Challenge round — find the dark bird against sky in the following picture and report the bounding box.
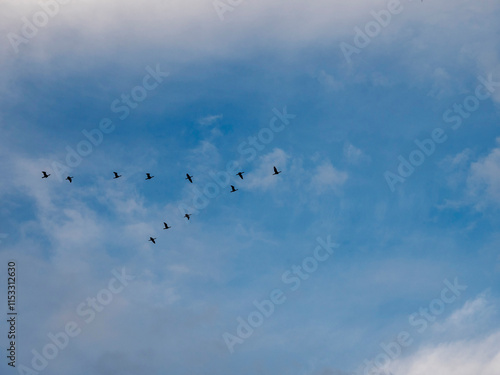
[145,173,154,180]
[113,172,122,179]
[66,176,73,183]
[273,166,281,175]
[236,172,245,179]
[41,171,50,179]
[186,173,193,183]
[149,237,156,244]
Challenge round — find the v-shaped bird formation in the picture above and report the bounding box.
[41,166,283,244]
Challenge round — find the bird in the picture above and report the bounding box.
[273,166,282,175]
[163,222,171,230]
[149,237,156,244]
[184,213,191,220]
[66,176,73,183]
[185,173,193,183]
[145,173,154,180]
[41,171,50,179]
[230,185,238,193]
[113,172,122,179]
[236,172,245,179]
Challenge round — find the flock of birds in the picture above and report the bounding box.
[41,166,283,244]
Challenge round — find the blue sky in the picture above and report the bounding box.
[1,0,500,374]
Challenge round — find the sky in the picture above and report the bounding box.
[0,0,500,374]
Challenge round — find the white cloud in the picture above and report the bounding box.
[344,143,370,165]
[438,143,500,210]
[387,332,500,375]
[426,67,457,99]
[466,138,500,207]
[438,148,473,192]
[0,0,499,116]
[316,70,344,91]
[244,148,289,191]
[309,161,348,194]
[187,140,222,168]
[444,149,473,169]
[433,293,494,334]
[383,294,500,375]
[198,114,223,126]
[2,0,498,73]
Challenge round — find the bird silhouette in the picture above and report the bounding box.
[41,171,50,179]
[145,173,154,180]
[273,166,281,175]
[163,222,171,230]
[236,172,245,179]
[149,237,156,244]
[66,176,73,183]
[184,213,191,220]
[185,174,193,183]
[113,172,122,179]
[230,185,238,193]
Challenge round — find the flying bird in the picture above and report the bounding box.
[184,213,191,220]
[66,176,73,183]
[145,173,154,180]
[163,222,171,230]
[41,171,50,179]
[236,172,245,179]
[230,185,238,193]
[113,172,122,179]
[149,237,156,244]
[185,174,193,183]
[273,166,282,175]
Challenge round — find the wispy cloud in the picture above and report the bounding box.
[315,70,344,91]
[385,295,500,375]
[343,143,370,165]
[309,161,348,194]
[433,293,494,333]
[244,148,290,191]
[198,114,223,126]
[467,138,500,207]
